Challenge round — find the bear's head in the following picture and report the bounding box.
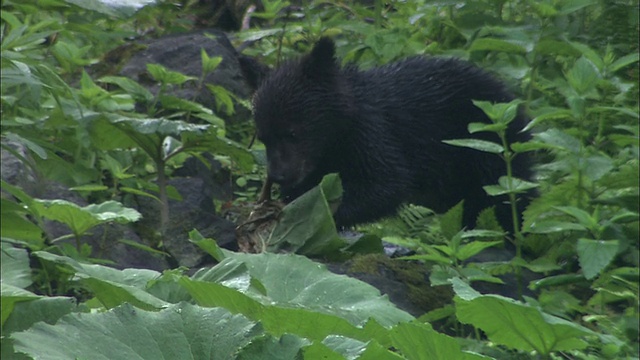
[239,38,354,191]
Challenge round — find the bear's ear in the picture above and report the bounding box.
[238,55,271,91]
[301,37,337,78]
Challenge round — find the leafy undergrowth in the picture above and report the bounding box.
[1,0,639,359]
[2,239,607,360]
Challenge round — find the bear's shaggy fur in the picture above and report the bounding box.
[240,38,532,229]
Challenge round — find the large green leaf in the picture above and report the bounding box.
[0,284,39,326]
[12,302,262,360]
[1,243,32,289]
[33,252,165,310]
[2,296,77,360]
[390,322,490,360]
[453,279,594,354]
[31,199,141,236]
[576,239,619,280]
[566,57,601,95]
[180,252,413,342]
[267,174,346,256]
[227,252,413,327]
[107,115,209,159]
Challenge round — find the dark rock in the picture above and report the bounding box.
[326,254,453,317]
[135,177,238,268]
[172,152,233,202]
[118,29,251,124]
[1,141,40,196]
[2,144,170,271]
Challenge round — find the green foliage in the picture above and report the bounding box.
[453,279,599,355]
[12,303,261,359]
[1,0,638,358]
[262,174,346,256]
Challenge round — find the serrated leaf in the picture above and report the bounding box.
[566,57,600,94]
[568,42,604,70]
[527,220,587,234]
[536,129,582,153]
[554,206,597,228]
[201,49,223,74]
[468,122,507,134]
[524,108,574,131]
[146,63,196,85]
[98,76,154,103]
[483,177,538,196]
[582,154,614,182]
[440,201,465,238]
[443,139,504,153]
[610,52,640,72]
[461,229,505,238]
[472,100,521,125]
[456,241,503,261]
[576,239,619,280]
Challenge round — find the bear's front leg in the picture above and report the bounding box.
[333,177,409,228]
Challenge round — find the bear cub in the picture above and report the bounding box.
[239,37,532,230]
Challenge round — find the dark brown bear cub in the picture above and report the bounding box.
[239,37,532,230]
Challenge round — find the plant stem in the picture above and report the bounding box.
[74,232,81,252]
[501,130,524,299]
[156,157,169,235]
